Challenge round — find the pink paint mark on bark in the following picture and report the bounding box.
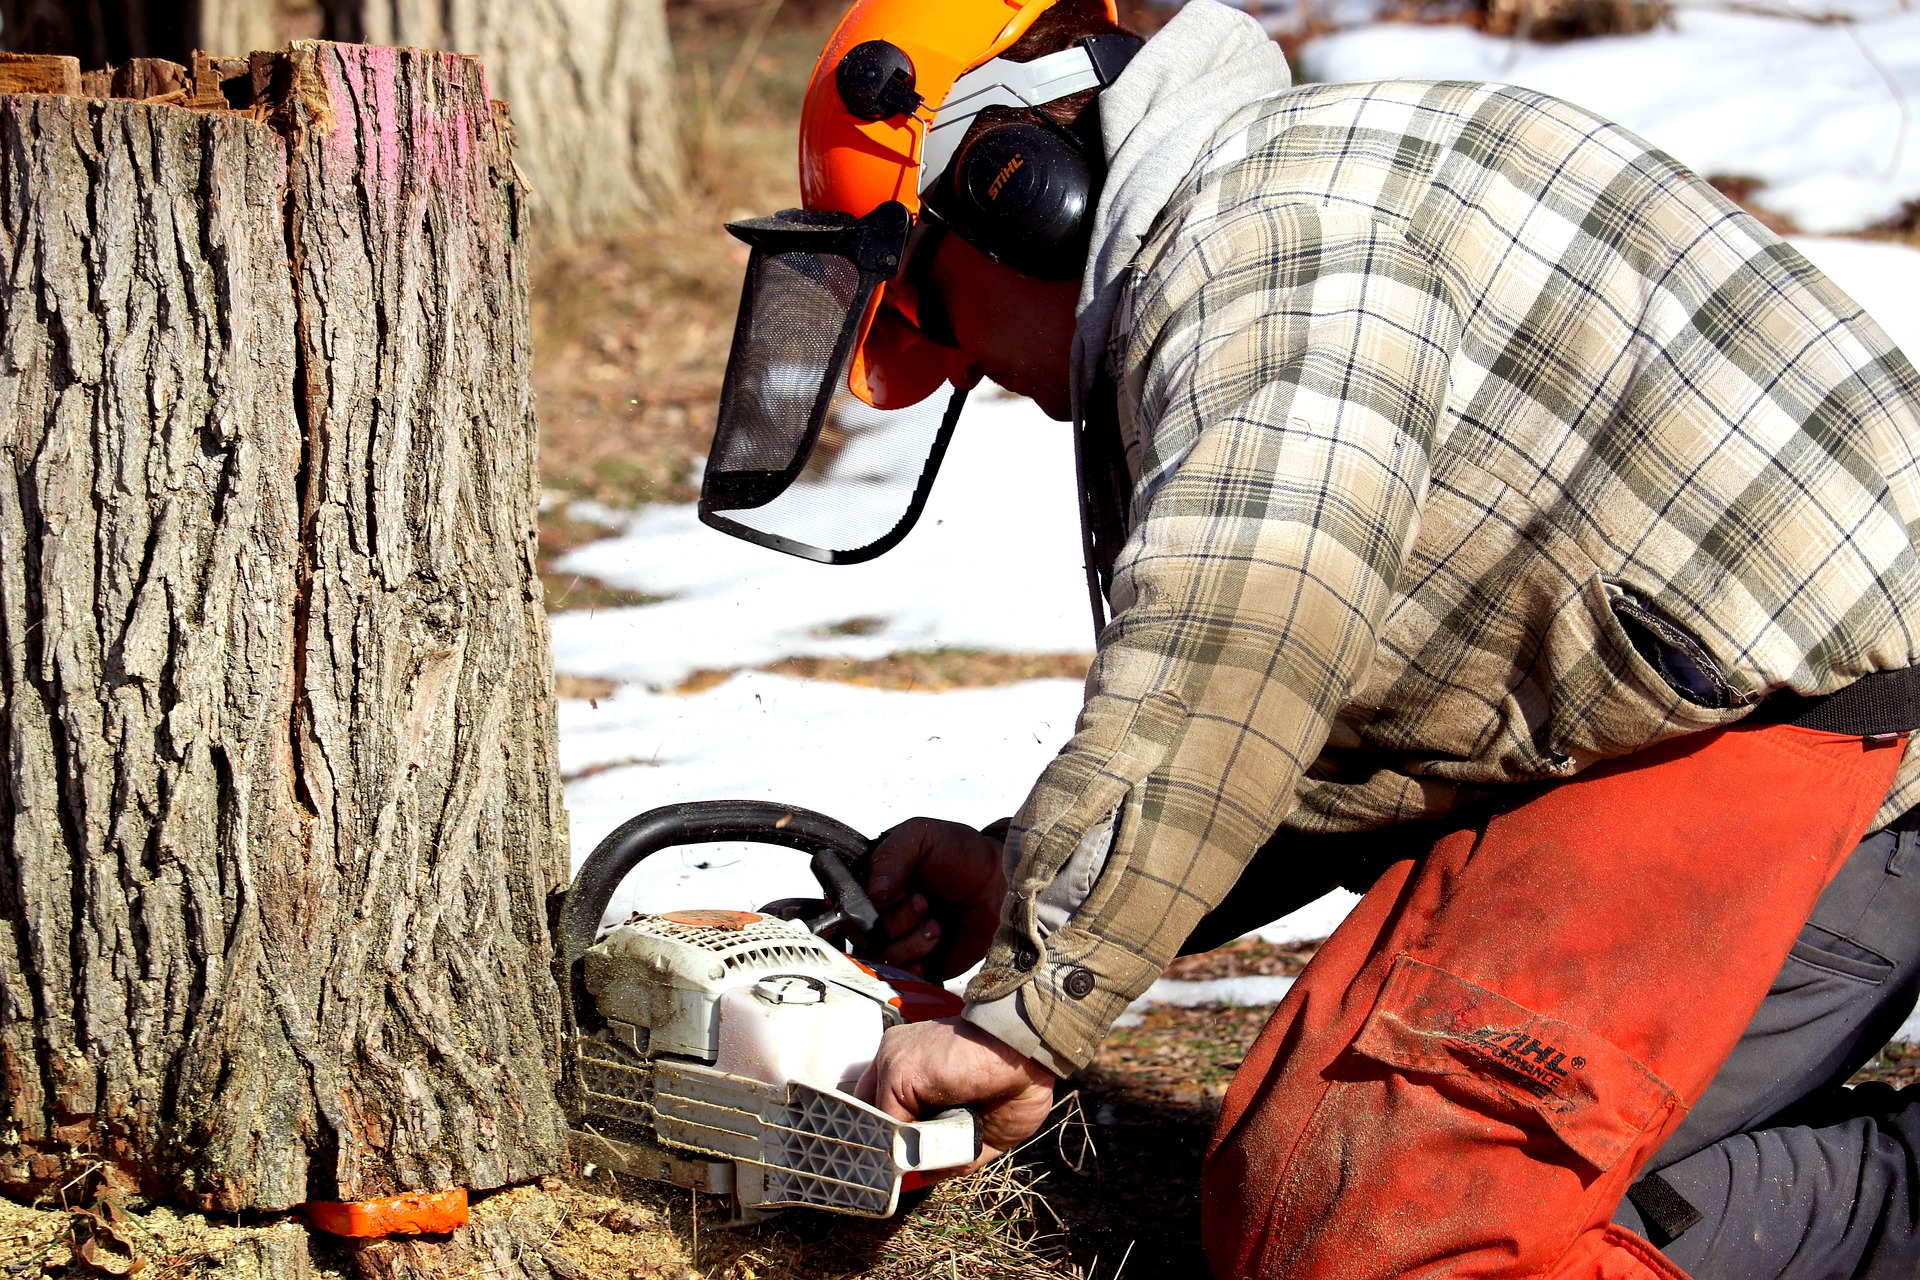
[316,42,496,222]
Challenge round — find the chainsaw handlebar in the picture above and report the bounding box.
[558,800,882,965]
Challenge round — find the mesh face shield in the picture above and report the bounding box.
[701,201,968,565]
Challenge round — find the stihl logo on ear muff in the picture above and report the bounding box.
[987,153,1026,201]
[940,121,1091,278]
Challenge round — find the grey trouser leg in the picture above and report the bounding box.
[1611,815,1920,1278]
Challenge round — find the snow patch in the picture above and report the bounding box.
[1298,6,1920,232]
[561,671,1085,924]
[548,393,1092,690]
[1115,975,1299,1026]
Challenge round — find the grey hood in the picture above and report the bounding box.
[1071,0,1295,416]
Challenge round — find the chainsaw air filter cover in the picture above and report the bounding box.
[582,910,898,1063]
[651,1059,976,1217]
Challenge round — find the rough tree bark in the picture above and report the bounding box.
[0,40,569,1241]
[320,0,684,241]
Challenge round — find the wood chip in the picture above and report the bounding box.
[0,53,82,96]
[111,58,188,102]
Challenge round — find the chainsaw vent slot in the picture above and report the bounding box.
[635,915,848,977]
[722,942,842,974]
[653,1062,906,1217]
[760,1086,896,1215]
[577,1039,656,1127]
[652,921,825,951]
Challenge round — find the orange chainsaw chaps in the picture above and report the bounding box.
[1548,1226,1695,1280]
[304,1188,469,1238]
[1202,722,1905,1280]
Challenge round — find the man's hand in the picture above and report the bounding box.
[856,1017,1056,1178]
[867,817,1006,980]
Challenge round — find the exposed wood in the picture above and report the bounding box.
[110,56,189,100]
[319,0,683,241]
[0,40,568,1219]
[187,50,251,110]
[0,52,79,93]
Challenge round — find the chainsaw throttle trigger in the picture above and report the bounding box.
[810,845,881,936]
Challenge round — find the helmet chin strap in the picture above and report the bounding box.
[918,45,1105,198]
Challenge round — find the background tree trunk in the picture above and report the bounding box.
[320,0,685,242]
[0,0,200,66]
[196,0,280,66]
[0,39,569,1220]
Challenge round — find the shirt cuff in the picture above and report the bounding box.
[961,923,1160,1074]
[962,992,1077,1079]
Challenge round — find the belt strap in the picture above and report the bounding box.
[1762,667,1920,737]
[1624,1171,1701,1247]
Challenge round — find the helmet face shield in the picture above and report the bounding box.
[701,200,969,564]
[702,379,967,564]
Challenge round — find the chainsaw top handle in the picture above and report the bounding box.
[559,800,883,966]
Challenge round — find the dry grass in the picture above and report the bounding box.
[530,0,843,511]
[1479,0,1668,40]
[439,1127,1097,1280]
[1163,937,1320,982]
[676,651,1093,695]
[0,1158,1088,1279]
[539,506,664,615]
[1859,199,1920,253]
[0,1193,345,1278]
[1853,1041,1920,1089]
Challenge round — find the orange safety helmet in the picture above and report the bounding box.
[698,0,1131,567]
[800,0,1120,410]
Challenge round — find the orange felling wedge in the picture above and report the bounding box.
[303,1187,469,1237]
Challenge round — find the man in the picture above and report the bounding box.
[697,0,1920,1274]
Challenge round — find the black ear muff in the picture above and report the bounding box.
[837,40,923,121]
[946,120,1092,280]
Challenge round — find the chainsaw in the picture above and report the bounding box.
[556,800,981,1221]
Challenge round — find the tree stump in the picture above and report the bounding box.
[0,40,570,1220]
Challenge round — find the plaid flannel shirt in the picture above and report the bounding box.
[962,79,1920,1076]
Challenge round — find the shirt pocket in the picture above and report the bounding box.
[1347,955,1678,1173]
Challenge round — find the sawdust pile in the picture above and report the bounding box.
[0,1150,1087,1279]
[0,1189,333,1278]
